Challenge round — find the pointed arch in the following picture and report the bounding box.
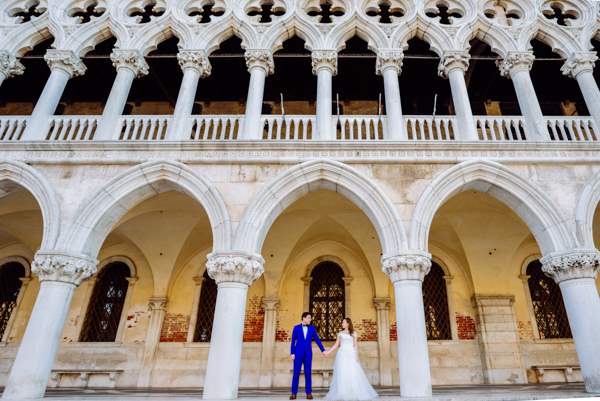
[575,169,600,248]
[59,160,231,259]
[410,160,574,254]
[0,161,60,250]
[234,159,407,257]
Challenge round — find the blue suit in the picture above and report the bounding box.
[290,323,325,395]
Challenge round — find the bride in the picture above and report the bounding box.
[323,317,378,400]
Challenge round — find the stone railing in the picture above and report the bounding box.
[0,114,597,143]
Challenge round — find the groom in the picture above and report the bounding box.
[290,312,325,400]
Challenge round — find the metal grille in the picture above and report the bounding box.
[0,262,25,340]
[79,262,130,342]
[309,262,345,341]
[527,260,572,339]
[422,262,451,340]
[193,270,217,342]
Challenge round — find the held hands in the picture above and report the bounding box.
[291,354,295,361]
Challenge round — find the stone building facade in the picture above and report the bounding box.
[0,0,599,400]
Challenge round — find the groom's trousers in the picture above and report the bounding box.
[291,352,313,395]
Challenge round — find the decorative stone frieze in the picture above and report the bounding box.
[381,251,431,282]
[110,49,149,77]
[541,249,600,283]
[244,49,274,75]
[206,252,264,285]
[31,251,97,285]
[311,49,338,75]
[438,51,470,78]
[177,50,211,77]
[44,49,86,77]
[496,51,535,77]
[0,51,24,78]
[376,49,403,75]
[561,52,598,79]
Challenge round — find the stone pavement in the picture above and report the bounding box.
[8,384,596,401]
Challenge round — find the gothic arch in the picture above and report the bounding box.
[0,161,60,250]
[59,160,232,259]
[574,169,600,249]
[410,160,575,255]
[234,159,407,257]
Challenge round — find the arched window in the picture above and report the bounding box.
[527,260,572,339]
[193,270,217,342]
[422,262,451,340]
[79,262,130,342]
[309,261,345,341]
[0,262,25,340]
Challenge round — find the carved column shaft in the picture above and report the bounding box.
[377,50,406,140]
[258,296,279,388]
[373,297,392,386]
[137,296,168,387]
[312,50,338,140]
[562,52,600,133]
[242,50,274,140]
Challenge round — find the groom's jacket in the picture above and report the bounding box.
[290,324,325,357]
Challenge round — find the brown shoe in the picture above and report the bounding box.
[290,394,296,400]
[306,394,313,399]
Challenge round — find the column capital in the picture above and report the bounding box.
[44,49,86,78]
[262,296,280,311]
[381,251,432,282]
[438,50,470,78]
[373,296,391,311]
[561,51,598,79]
[31,251,97,286]
[147,296,168,311]
[311,49,338,75]
[541,249,600,283]
[177,49,211,78]
[206,251,264,285]
[110,49,149,77]
[244,49,274,75]
[496,51,535,77]
[0,51,24,78]
[376,49,403,75]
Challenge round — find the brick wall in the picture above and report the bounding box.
[243,295,264,342]
[355,319,378,341]
[390,321,397,341]
[456,313,476,340]
[160,313,190,342]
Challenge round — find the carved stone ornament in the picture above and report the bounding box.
[31,251,98,285]
[376,49,403,75]
[381,251,432,282]
[244,49,275,75]
[0,51,25,78]
[541,249,600,283]
[44,49,87,77]
[206,252,265,285]
[561,52,598,79]
[177,50,212,78]
[438,51,470,78]
[496,51,534,77]
[110,49,149,77]
[311,49,338,75]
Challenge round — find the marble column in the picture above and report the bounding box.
[497,51,548,141]
[96,49,149,140]
[2,252,97,400]
[373,297,392,386]
[541,249,600,393]
[0,50,24,88]
[137,296,168,387]
[170,50,211,140]
[187,275,205,342]
[382,252,432,397]
[377,50,406,140]
[562,52,600,132]
[312,50,337,140]
[203,252,264,399]
[439,51,478,141]
[24,50,86,140]
[258,296,279,388]
[242,50,273,140]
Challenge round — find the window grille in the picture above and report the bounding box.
[309,261,345,341]
[0,262,25,340]
[193,270,217,342]
[422,262,452,340]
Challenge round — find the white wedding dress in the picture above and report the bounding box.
[324,331,378,400]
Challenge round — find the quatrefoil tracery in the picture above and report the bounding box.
[186,0,225,24]
[246,0,286,24]
[482,1,522,27]
[542,1,579,27]
[127,0,165,24]
[306,0,346,24]
[7,0,47,24]
[68,1,106,24]
[425,0,464,25]
[365,0,405,24]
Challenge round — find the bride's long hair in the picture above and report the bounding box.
[343,317,354,336]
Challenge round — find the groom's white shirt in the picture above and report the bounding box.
[302,324,308,339]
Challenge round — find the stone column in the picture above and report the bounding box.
[258,296,279,388]
[2,252,96,400]
[137,296,168,387]
[373,297,392,386]
[0,51,24,88]
[312,50,337,140]
[382,252,432,397]
[96,49,149,140]
[541,249,600,393]
[24,50,86,140]
[439,51,478,141]
[562,52,600,132]
[170,50,211,140]
[377,50,406,140]
[242,50,273,140]
[203,252,264,399]
[497,51,548,141]
[187,275,205,342]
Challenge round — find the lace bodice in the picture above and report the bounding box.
[338,331,355,350]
